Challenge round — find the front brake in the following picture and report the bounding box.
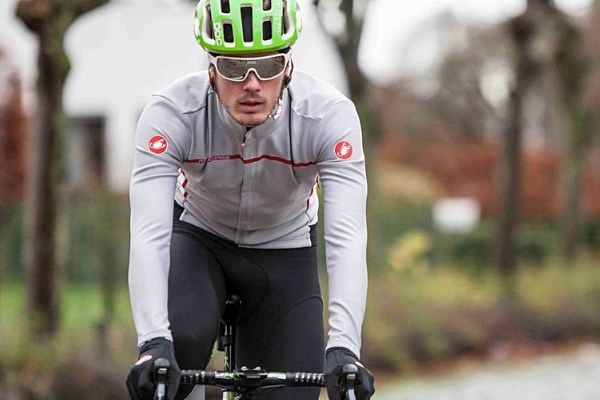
[154,358,170,400]
[341,363,358,400]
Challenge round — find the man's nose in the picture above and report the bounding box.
[243,71,262,91]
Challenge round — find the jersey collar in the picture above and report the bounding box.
[212,88,289,143]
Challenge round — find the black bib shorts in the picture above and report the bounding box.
[169,205,325,400]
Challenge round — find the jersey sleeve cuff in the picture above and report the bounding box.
[137,330,173,348]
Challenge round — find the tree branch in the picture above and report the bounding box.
[16,0,51,33]
[16,0,110,33]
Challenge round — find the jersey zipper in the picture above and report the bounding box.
[241,129,249,148]
[237,128,252,243]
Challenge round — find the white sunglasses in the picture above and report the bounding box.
[208,52,291,82]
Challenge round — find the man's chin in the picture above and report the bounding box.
[233,113,269,127]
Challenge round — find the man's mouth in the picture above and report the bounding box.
[239,100,263,111]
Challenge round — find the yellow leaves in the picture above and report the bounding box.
[387,230,432,271]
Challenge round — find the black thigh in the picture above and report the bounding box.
[169,217,324,400]
[168,220,227,371]
[229,243,325,400]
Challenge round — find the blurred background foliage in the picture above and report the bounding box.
[1,0,600,398]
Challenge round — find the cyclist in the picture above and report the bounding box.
[126,1,374,399]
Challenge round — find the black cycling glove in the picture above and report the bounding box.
[126,337,181,400]
[324,347,375,400]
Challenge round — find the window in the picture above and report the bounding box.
[66,116,105,190]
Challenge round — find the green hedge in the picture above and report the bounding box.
[362,259,600,371]
[0,283,135,399]
[369,198,599,274]
[0,194,129,283]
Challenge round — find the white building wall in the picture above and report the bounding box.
[1,0,347,192]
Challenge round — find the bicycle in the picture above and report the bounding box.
[153,295,360,400]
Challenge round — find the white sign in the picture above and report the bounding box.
[433,197,481,233]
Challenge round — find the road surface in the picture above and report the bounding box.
[376,342,600,400]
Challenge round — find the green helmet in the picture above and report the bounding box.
[194,0,302,54]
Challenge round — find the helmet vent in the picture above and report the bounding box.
[263,0,272,11]
[282,2,290,35]
[223,21,234,43]
[262,20,272,41]
[220,0,230,13]
[205,5,215,40]
[241,6,253,43]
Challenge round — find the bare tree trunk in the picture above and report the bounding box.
[16,0,110,340]
[495,0,592,275]
[552,15,591,262]
[495,88,523,278]
[562,138,584,261]
[95,191,120,358]
[494,2,544,289]
[18,8,72,337]
[25,29,67,337]
[337,0,365,99]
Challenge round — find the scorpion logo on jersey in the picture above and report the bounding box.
[334,141,353,160]
[148,135,168,155]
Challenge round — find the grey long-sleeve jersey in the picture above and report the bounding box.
[129,70,368,358]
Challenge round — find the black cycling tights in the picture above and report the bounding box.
[169,218,324,400]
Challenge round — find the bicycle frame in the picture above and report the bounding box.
[219,295,241,399]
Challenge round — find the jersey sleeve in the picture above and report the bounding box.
[129,95,192,346]
[315,99,368,359]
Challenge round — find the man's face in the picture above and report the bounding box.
[210,52,289,127]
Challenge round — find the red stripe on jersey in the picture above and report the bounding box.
[185,154,241,163]
[185,154,314,168]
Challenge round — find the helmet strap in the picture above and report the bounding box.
[208,65,218,93]
[270,62,293,121]
[269,98,283,120]
[282,60,294,91]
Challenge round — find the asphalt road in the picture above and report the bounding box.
[376,343,600,400]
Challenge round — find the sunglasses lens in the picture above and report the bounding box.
[258,55,287,79]
[216,55,287,81]
[216,58,250,81]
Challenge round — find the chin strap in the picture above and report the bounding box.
[270,60,293,121]
[269,98,283,121]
